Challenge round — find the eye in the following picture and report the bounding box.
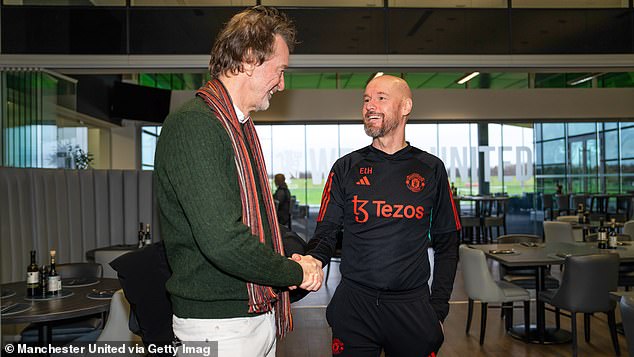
[379,96,387,101]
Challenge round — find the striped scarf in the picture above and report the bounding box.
[196,79,292,338]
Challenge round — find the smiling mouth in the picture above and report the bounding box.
[365,113,383,121]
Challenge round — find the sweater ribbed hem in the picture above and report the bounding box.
[171,296,265,319]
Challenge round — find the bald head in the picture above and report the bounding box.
[366,75,412,104]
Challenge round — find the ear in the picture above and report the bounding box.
[401,98,413,117]
[243,62,256,76]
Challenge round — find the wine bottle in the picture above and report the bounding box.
[608,221,618,249]
[47,250,61,296]
[39,265,48,297]
[598,224,608,249]
[138,222,145,248]
[143,223,152,246]
[26,250,39,297]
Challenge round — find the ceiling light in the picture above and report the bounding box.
[456,72,480,85]
[373,72,384,79]
[567,73,605,86]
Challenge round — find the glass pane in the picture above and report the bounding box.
[132,0,254,5]
[141,126,160,170]
[502,124,534,196]
[622,127,634,159]
[543,139,565,164]
[604,122,619,130]
[255,125,273,179]
[404,73,466,89]
[542,123,565,140]
[604,131,618,160]
[567,122,596,137]
[339,124,370,157]
[306,125,339,206]
[438,124,474,193]
[285,73,338,89]
[271,125,306,207]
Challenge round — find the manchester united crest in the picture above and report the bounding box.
[405,173,425,192]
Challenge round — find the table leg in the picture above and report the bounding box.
[508,266,572,344]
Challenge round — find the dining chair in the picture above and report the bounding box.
[624,220,634,241]
[459,245,531,345]
[496,234,559,290]
[94,250,135,279]
[538,253,620,357]
[556,215,579,223]
[542,193,554,221]
[620,296,634,357]
[57,262,103,279]
[483,199,507,241]
[543,221,575,244]
[96,289,142,343]
[555,194,571,217]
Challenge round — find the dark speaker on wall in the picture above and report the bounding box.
[110,81,171,123]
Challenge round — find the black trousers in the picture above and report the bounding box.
[326,279,444,357]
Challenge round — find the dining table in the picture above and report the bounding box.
[0,278,120,345]
[468,241,634,344]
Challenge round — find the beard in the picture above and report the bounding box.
[254,95,271,112]
[364,115,399,138]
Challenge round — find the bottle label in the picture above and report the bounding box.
[47,276,61,292]
[609,235,618,248]
[27,272,39,284]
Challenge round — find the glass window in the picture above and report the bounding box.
[541,123,565,140]
[543,139,566,164]
[534,123,542,141]
[604,122,619,130]
[263,0,382,6]
[604,130,618,160]
[622,127,634,159]
[567,122,596,137]
[271,125,306,207]
[141,126,161,170]
[255,125,273,177]
[339,124,369,157]
[306,125,339,207]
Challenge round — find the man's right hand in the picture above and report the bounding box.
[289,254,323,291]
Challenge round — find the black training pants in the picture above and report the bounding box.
[326,279,444,357]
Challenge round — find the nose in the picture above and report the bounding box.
[364,99,376,112]
[278,73,285,92]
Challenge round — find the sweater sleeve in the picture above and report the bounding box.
[157,109,303,288]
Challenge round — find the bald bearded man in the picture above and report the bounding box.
[304,75,461,356]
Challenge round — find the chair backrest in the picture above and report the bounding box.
[94,250,135,278]
[555,194,570,210]
[544,221,575,243]
[624,221,634,242]
[543,193,553,208]
[551,253,619,313]
[497,234,541,244]
[57,263,103,279]
[97,289,141,343]
[620,296,634,357]
[458,245,504,303]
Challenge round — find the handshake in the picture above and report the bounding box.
[289,254,323,291]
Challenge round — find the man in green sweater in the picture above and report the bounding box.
[154,6,323,357]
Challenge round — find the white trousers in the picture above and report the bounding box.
[172,312,276,357]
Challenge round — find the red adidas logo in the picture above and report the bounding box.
[356,176,371,186]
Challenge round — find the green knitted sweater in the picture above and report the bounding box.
[154,97,303,319]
